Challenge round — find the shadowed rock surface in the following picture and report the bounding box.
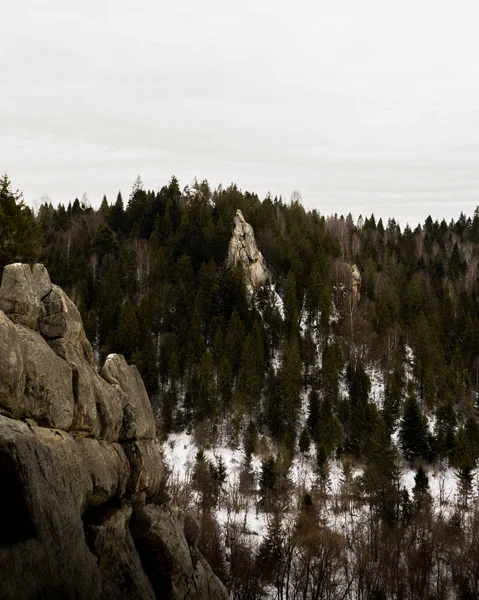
[0,263,228,600]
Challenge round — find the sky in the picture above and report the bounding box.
[1,0,479,227]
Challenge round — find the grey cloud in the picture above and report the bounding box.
[1,0,479,226]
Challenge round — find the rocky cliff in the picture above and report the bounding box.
[0,263,227,600]
[351,264,361,305]
[227,209,269,296]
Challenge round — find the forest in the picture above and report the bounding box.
[3,171,479,598]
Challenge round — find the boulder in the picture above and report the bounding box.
[0,263,224,600]
[49,339,100,437]
[0,263,41,329]
[18,327,74,430]
[227,209,269,296]
[130,504,229,600]
[82,504,156,600]
[0,417,134,599]
[0,416,102,600]
[39,284,94,364]
[72,436,130,508]
[0,416,223,600]
[32,263,52,300]
[49,339,123,441]
[183,512,200,548]
[0,317,74,430]
[101,354,156,441]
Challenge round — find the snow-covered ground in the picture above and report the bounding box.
[368,365,385,410]
[163,429,471,550]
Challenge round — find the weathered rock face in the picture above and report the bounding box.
[228,209,269,296]
[131,505,228,600]
[0,263,227,600]
[0,263,42,329]
[40,283,94,364]
[351,264,361,305]
[101,354,156,441]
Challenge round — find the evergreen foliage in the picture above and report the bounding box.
[6,171,479,474]
[0,174,38,267]
[399,383,430,462]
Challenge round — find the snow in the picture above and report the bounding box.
[164,426,476,555]
[270,285,284,319]
[427,413,437,435]
[217,506,268,539]
[404,344,415,381]
[368,365,385,410]
[401,465,461,507]
[290,453,317,489]
[330,300,340,324]
[163,430,199,491]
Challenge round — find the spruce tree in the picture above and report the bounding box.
[298,427,311,454]
[412,464,432,513]
[362,421,401,523]
[0,174,38,267]
[399,383,430,462]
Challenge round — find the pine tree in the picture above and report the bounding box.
[307,388,320,438]
[412,464,432,513]
[235,321,265,415]
[194,352,218,426]
[452,425,476,508]
[256,509,284,582]
[115,299,141,361]
[259,456,277,510]
[315,444,331,495]
[383,350,405,434]
[298,427,311,454]
[0,174,38,267]
[243,420,258,462]
[316,395,343,456]
[399,383,430,462]
[362,421,402,524]
[108,191,125,233]
[278,336,303,441]
[283,270,299,337]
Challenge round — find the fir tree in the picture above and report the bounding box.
[0,174,38,267]
[412,464,432,513]
[298,427,311,454]
[399,383,430,462]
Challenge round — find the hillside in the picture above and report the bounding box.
[3,173,479,597]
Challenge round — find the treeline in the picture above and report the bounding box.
[2,173,479,468]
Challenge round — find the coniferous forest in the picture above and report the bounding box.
[4,171,479,598]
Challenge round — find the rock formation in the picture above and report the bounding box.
[351,264,361,305]
[0,263,227,600]
[228,209,269,296]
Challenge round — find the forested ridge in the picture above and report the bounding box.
[4,171,479,598]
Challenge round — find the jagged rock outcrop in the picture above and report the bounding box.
[351,264,361,305]
[0,263,44,329]
[228,209,269,296]
[0,263,228,600]
[101,353,156,441]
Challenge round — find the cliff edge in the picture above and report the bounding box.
[0,263,227,600]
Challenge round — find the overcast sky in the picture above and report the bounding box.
[2,0,479,227]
